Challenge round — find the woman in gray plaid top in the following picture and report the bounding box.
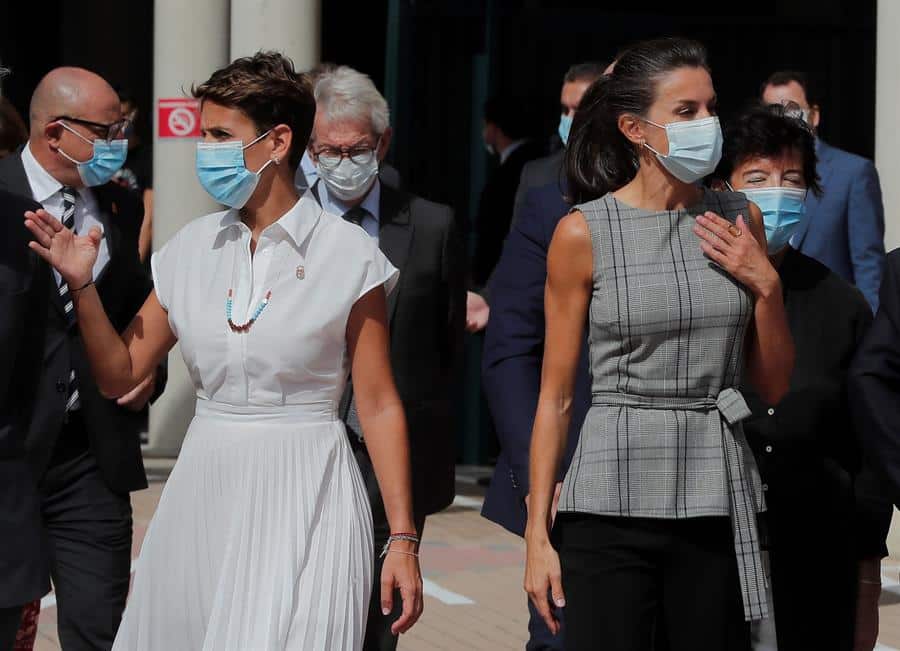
[524,39,794,651]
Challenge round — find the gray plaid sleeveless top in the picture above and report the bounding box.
[558,189,768,621]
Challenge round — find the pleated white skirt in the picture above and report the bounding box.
[112,400,374,651]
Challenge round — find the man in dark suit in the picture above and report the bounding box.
[466,62,607,334]
[511,62,606,232]
[472,96,544,288]
[308,65,466,651]
[762,71,886,311]
[0,67,164,651]
[850,249,900,507]
[0,185,51,649]
[481,179,589,650]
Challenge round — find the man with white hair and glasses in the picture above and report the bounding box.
[308,66,466,650]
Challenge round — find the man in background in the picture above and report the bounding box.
[308,65,466,651]
[0,67,165,651]
[466,62,606,333]
[471,95,542,289]
[762,70,885,311]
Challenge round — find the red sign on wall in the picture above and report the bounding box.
[158,98,201,138]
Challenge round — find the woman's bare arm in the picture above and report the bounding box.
[524,211,593,634]
[346,283,422,634]
[693,204,794,404]
[26,208,176,398]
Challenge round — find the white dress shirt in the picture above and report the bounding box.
[22,142,110,284]
[150,195,398,406]
[316,179,381,240]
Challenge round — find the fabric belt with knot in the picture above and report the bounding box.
[591,388,768,622]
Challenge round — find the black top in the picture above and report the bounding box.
[743,248,890,555]
[742,248,891,649]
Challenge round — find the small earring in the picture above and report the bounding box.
[273,157,280,165]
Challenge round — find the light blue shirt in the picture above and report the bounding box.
[296,150,318,190]
[317,179,381,240]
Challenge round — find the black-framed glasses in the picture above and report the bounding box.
[53,115,131,143]
[312,138,381,170]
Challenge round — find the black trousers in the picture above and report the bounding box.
[41,432,133,651]
[350,436,426,651]
[554,513,749,651]
[0,606,22,651]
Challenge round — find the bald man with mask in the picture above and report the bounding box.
[0,67,164,650]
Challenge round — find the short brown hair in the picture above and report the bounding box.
[193,51,314,169]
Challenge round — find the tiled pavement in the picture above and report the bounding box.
[33,463,900,650]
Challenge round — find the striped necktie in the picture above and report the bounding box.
[343,206,368,227]
[59,185,80,411]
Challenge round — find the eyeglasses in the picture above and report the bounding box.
[53,115,131,143]
[311,138,381,171]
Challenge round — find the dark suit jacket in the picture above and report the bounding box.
[322,182,466,518]
[472,140,544,287]
[742,249,890,650]
[511,149,565,232]
[851,248,900,507]
[480,181,589,536]
[0,154,160,495]
[797,139,885,311]
[0,188,51,607]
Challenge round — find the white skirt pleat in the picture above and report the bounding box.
[112,401,374,651]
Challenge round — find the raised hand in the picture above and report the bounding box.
[25,208,101,288]
[692,211,780,299]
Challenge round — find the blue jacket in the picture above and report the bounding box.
[480,181,591,536]
[797,139,885,311]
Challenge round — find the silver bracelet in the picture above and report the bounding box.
[379,534,420,559]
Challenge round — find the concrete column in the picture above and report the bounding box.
[877,0,900,251]
[146,0,229,455]
[876,0,900,557]
[230,0,320,71]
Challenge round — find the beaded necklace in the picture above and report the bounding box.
[226,288,271,333]
[225,227,292,334]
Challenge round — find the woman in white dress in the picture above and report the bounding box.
[24,51,423,650]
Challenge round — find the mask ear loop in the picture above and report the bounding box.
[242,129,277,175]
[55,120,97,165]
[638,117,667,158]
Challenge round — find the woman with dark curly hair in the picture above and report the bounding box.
[715,104,891,651]
[24,51,422,650]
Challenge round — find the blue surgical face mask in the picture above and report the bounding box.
[195,131,274,209]
[57,121,128,187]
[558,113,573,146]
[642,115,723,183]
[731,184,808,254]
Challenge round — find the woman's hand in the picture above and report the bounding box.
[380,542,424,636]
[693,211,780,299]
[524,534,565,636]
[25,208,101,288]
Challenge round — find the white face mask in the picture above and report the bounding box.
[642,115,723,183]
[318,155,379,202]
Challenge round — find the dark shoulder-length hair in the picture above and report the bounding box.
[566,37,710,204]
[714,103,821,197]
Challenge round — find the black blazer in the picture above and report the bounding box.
[328,183,466,517]
[0,188,51,607]
[0,153,160,494]
[742,249,891,650]
[472,140,544,287]
[852,248,900,506]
